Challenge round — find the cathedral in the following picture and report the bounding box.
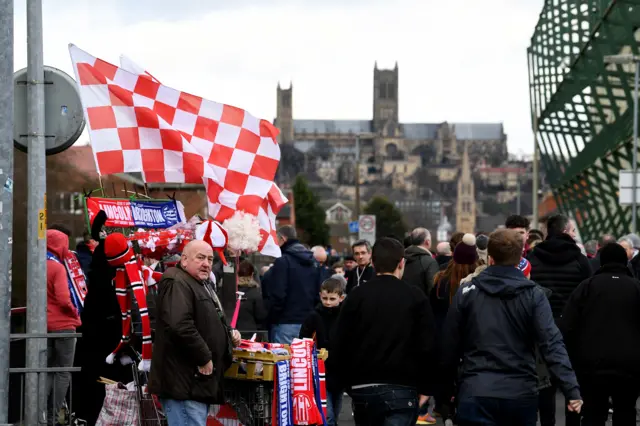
[274,63,510,235]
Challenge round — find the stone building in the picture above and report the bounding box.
[273,62,508,232]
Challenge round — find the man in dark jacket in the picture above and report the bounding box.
[527,214,590,426]
[441,229,582,426]
[345,240,374,294]
[528,214,592,319]
[149,240,240,426]
[330,237,436,424]
[560,242,640,425]
[403,227,439,296]
[261,225,321,344]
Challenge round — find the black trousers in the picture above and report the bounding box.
[580,375,640,426]
[537,386,580,426]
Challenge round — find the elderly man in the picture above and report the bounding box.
[403,228,439,296]
[312,245,333,282]
[149,240,241,426]
[435,242,452,268]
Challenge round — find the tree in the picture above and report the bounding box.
[364,196,408,240]
[292,175,330,246]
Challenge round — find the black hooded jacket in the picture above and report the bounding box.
[527,234,592,318]
[262,239,322,325]
[440,266,580,401]
[560,263,640,379]
[403,246,439,296]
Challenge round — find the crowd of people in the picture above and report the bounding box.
[41,213,640,426]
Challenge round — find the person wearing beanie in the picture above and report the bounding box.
[440,229,581,426]
[560,242,640,425]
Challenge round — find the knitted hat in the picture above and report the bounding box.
[600,243,628,266]
[476,234,489,251]
[453,233,478,265]
[517,258,532,278]
[104,233,133,267]
[195,220,229,265]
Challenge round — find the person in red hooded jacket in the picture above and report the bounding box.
[46,229,81,424]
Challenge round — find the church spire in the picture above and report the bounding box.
[456,143,476,233]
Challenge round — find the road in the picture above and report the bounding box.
[336,392,635,425]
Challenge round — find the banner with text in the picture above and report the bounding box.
[85,197,186,228]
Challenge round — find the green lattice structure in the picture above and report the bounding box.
[528,0,640,240]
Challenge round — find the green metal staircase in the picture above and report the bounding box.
[529,0,640,239]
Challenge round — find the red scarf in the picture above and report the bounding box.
[105,257,153,372]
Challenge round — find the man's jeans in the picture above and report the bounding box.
[326,390,344,426]
[161,399,208,426]
[456,395,538,426]
[350,385,419,426]
[270,324,302,344]
[47,330,76,426]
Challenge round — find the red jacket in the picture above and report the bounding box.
[47,230,81,331]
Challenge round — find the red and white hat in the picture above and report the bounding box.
[195,220,229,265]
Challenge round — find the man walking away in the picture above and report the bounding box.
[149,241,240,426]
[345,240,374,294]
[330,238,436,426]
[404,227,439,296]
[527,214,589,426]
[505,214,531,255]
[440,229,582,426]
[262,226,321,344]
[528,214,592,319]
[561,242,640,426]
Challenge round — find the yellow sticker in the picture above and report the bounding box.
[38,209,46,240]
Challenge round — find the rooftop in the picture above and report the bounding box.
[293,120,504,141]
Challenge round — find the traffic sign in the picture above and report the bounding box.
[358,215,376,245]
[13,66,85,155]
[348,221,359,233]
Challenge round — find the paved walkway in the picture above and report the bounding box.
[336,392,635,425]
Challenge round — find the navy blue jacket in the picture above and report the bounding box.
[440,265,580,401]
[262,240,321,325]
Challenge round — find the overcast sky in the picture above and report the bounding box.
[13,0,544,155]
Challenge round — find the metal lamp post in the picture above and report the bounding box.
[604,54,640,233]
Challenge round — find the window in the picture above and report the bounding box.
[56,192,84,215]
[379,83,387,99]
[379,82,396,100]
[281,94,291,108]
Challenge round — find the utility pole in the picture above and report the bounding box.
[354,135,361,218]
[24,0,48,424]
[516,177,521,215]
[0,0,13,422]
[532,115,539,230]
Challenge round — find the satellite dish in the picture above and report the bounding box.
[13,65,85,156]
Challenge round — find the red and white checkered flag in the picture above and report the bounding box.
[117,54,287,257]
[70,44,285,256]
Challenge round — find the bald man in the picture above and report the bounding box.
[435,241,452,269]
[312,245,333,282]
[149,241,240,426]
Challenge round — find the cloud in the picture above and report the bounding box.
[13,0,543,154]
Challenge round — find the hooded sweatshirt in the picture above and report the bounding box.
[403,246,439,296]
[528,234,592,318]
[262,239,322,324]
[46,230,82,331]
[440,265,579,401]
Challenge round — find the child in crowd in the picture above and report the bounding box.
[299,277,346,426]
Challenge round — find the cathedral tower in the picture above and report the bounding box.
[276,82,294,144]
[456,143,476,233]
[373,62,399,134]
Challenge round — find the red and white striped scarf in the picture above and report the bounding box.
[105,257,153,372]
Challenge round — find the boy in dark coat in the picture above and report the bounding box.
[299,277,346,426]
